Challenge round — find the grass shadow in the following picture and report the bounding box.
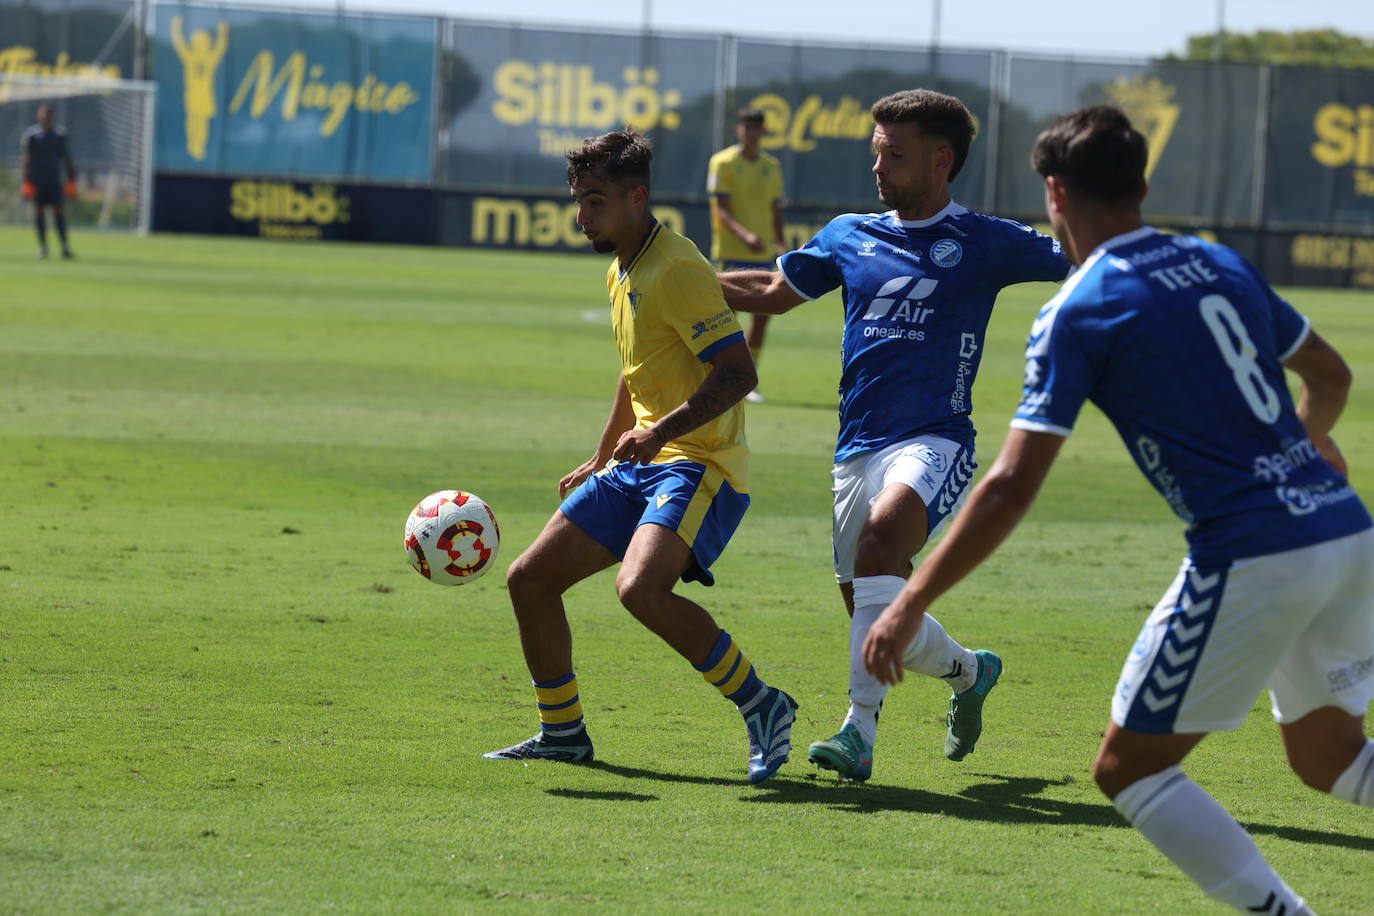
[576,762,1374,851]
[546,788,659,802]
[747,772,1125,828]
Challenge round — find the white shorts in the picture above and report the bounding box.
[831,434,977,584]
[1112,526,1374,734]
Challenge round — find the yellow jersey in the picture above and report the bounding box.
[608,219,750,492]
[706,144,783,263]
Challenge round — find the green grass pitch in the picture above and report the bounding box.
[2,226,1371,913]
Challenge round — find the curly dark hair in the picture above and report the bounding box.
[565,127,652,190]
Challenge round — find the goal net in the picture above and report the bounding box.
[0,75,156,234]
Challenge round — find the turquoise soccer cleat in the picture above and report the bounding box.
[945,650,1002,761]
[807,723,874,782]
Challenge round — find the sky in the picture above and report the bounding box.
[261,0,1374,60]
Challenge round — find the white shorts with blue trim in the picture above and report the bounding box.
[831,434,977,584]
[1113,526,1374,735]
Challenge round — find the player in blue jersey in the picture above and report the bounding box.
[864,106,1373,914]
[484,128,798,783]
[718,89,1070,781]
[20,104,77,260]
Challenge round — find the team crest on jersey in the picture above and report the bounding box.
[930,239,963,268]
[628,289,642,316]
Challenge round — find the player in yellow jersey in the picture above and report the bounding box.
[485,128,798,783]
[708,108,786,403]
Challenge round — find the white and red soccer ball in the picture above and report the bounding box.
[404,490,500,586]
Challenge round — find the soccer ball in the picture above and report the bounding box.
[403,490,501,586]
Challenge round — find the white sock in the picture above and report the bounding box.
[842,575,906,746]
[1330,737,1374,806]
[901,612,977,693]
[1114,766,1312,914]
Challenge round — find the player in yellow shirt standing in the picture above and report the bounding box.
[708,108,786,403]
[486,128,798,783]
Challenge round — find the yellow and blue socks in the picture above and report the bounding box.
[533,672,586,739]
[696,629,767,709]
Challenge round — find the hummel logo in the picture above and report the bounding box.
[941,661,963,680]
[656,493,672,508]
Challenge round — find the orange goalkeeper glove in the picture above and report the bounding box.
[21,180,36,201]
[65,179,77,200]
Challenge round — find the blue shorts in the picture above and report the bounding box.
[560,460,749,586]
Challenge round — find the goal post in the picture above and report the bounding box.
[0,75,156,234]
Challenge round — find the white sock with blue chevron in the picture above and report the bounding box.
[1330,737,1374,806]
[1114,766,1313,914]
[902,612,976,693]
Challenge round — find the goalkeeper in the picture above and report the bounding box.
[20,104,78,260]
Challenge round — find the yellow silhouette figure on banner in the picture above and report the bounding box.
[171,17,229,161]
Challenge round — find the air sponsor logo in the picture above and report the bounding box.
[861,276,939,322]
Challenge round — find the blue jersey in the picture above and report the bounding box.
[780,202,1068,462]
[1013,226,1371,565]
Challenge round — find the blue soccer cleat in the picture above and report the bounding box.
[945,650,1002,761]
[484,728,595,762]
[742,687,798,783]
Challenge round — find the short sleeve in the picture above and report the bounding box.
[1257,272,1311,361]
[665,257,746,362]
[778,219,848,300]
[1011,298,1097,437]
[707,154,732,197]
[999,220,1071,285]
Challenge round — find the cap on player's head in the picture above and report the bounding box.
[737,107,765,127]
[565,127,653,192]
[870,89,975,182]
[1031,106,1147,206]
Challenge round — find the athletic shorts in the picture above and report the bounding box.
[1113,525,1374,734]
[831,434,977,583]
[560,459,749,587]
[33,181,63,207]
